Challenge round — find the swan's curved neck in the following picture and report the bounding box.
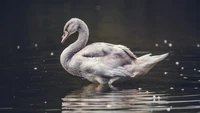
[60,21,89,69]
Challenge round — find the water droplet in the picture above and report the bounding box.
[170,87,174,90]
[180,74,183,76]
[95,5,101,11]
[198,80,200,82]
[157,96,161,100]
[164,72,168,75]
[183,77,188,79]
[181,88,184,91]
[153,95,156,101]
[168,43,172,47]
[181,67,184,70]
[50,52,54,56]
[138,88,142,91]
[194,68,196,71]
[164,40,167,44]
[197,44,200,47]
[17,45,20,49]
[34,67,37,70]
[106,104,112,108]
[34,43,38,47]
[155,43,159,47]
[194,87,198,89]
[44,101,47,104]
[145,91,149,94]
[198,70,200,72]
[166,108,171,112]
[175,61,179,65]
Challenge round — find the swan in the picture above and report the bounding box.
[60,18,168,85]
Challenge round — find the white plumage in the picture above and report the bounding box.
[60,18,168,84]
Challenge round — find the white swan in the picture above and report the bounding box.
[60,18,168,85]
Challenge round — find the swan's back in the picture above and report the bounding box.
[77,42,136,59]
[74,42,135,65]
[67,42,136,78]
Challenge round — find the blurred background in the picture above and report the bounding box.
[1,0,200,112]
[1,0,200,50]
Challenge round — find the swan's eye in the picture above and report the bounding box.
[65,25,69,31]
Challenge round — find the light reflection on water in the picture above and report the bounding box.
[1,1,200,112]
[60,47,200,113]
[1,46,200,113]
[61,84,200,113]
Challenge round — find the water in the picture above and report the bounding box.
[1,44,200,113]
[61,48,200,113]
[1,1,200,112]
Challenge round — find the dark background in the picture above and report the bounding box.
[1,0,200,52]
[0,0,200,111]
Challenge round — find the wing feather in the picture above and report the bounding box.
[115,45,137,59]
[75,43,135,78]
[80,43,136,59]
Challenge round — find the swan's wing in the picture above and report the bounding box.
[105,66,133,77]
[80,43,113,58]
[76,43,136,77]
[80,43,137,59]
[115,45,137,59]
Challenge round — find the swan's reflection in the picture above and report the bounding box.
[62,83,172,113]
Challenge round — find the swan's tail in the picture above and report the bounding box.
[132,53,169,77]
[137,53,168,65]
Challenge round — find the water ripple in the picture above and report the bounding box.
[62,84,200,112]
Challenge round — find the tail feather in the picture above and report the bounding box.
[131,53,168,77]
[137,53,152,59]
[151,53,169,63]
[136,53,169,66]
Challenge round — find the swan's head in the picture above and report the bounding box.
[61,18,86,43]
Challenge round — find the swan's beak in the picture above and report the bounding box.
[61,31,69,43]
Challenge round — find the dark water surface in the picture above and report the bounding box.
[1,1,200,113]
[1,44,200,113]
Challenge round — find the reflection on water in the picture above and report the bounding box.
[1,1,200,112]
[1,45,200,113]
[1,46,200,113]
[58,46,200,113]
[61,84,200,113]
